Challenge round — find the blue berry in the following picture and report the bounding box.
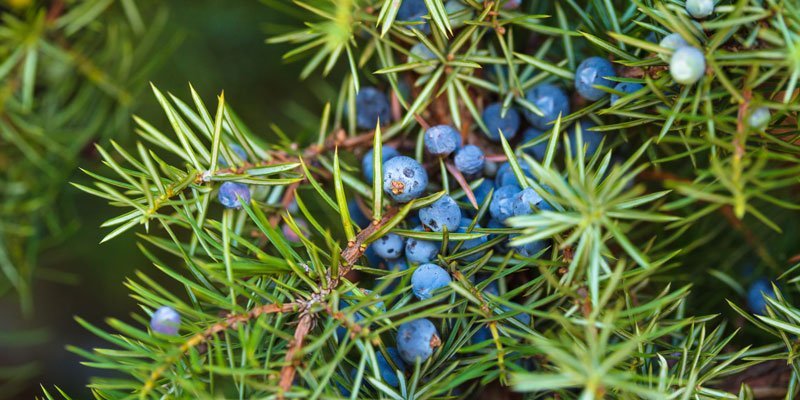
[448,223,489,262]
[670,46,705,85]
[482,102,521,141]
[348,199,371,229]
[659,33,688,61]
[363,145,400,183]
[218,182,251,209]
[495,162,532,187]
[373,233,405,259]
[218,143,248,167]
[355,87,392,130]
[501,305,531,325]
[472,179,494,206]
[419,195,462,232]
[376,347,407,387]
[424,125,462,156]
[405,225,440,264]
[686,0,714,18]
[396,318,440,363]
[397,0,430,33]
[567,120,603,158]
[748,106,770,129]
[487,218,511,253]
[383,156,429,202]
[511,187,543,217]
[522,127,555,161]
[747,278,776,315]
[575,57,616,101]
[387,257,410,271]
[523,83,571,129]
[409,43,438,74]
[454,145,485,176]
[471,326,492,344]
[610,82,644,105]
[337,289,385,340]
[411,263,452,300]
[150,306,180,335]
[512,235,549,257]
[445,0,472,28]
[489,184,521,221]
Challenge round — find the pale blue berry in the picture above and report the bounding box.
[567,120,603,157]
[575,57,616,101]
[409,43,438,74]
[396,318,440,363]
[355,87,391,130]
[445,0,472,28]
[383,156,428,202]
[610,82,644,105]
[218,182,251,209]
[397,0,430,33]
[670,46,705,85]
[362,145,400,183]
[377,348,407,387]
[489,184,521,221]
[405,226,440,264]
[686,0,714,19]
[512,235,549,257]
[482,102,521,141]
[411,263,452,300]
[659,33,688,61]
[747,278,775,315]
[373,233,405,259]
[150,306,180,335]
[523,83,571,129]
[748,106,770,130]
[419,195,462,232]
[454,145,485,176]
[424,125,462,156]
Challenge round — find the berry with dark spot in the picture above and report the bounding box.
[363,145,400,183]
[150,306,180,335]
[383,156,429,202]
[482,102,521,141]
[373,233,406,259]
[355,87,392,130]
[523,83,570,129]
[405,225,440,264]
[411,263,452,300]
[575,56,616,101]
[454,144,485,176]
[424,125,462,156]
[419,195,462,232]
[218,182,251,209]
[396,318,440,363]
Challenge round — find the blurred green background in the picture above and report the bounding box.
[0,1,321,396]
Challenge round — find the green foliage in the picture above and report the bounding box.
[14,0,800,399]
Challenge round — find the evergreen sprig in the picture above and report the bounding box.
[25,0,800,399]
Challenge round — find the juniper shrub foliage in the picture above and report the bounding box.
[4,0,799,399]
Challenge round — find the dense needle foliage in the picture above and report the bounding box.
[1,0,800,399]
